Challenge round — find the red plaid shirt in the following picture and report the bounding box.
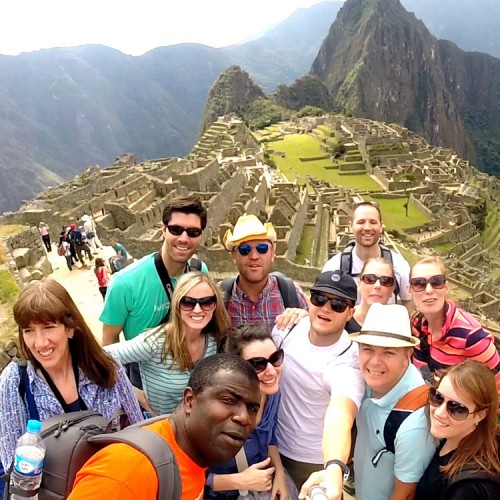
[226,274,308,328]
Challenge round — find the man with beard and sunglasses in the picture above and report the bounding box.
[221,214,308,330]
[100,196,208,388]
[273,270,365,498]
[322,201,413,311]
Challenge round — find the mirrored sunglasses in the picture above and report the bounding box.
[361,274,395,287]
[236,243,270,256]
[179,295,217,311]
[410,275,446,292]
[167,224,203,238]
[310,292,350,313]
[247,349,285,374]
[429,387,475,421]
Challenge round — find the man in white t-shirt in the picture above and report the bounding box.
[322,201,413,311]
[274,270,365,499]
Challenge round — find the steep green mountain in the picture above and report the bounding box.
[310,0,500,175]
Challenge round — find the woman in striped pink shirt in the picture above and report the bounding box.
[410,256,500,394]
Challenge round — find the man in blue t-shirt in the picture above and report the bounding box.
[110,238,128,271]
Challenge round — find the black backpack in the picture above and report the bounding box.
[371,385,429,467]
[219,271,300,309]
[340,241,400,301]
[3,411,181,500]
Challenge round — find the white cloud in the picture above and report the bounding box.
[0,0,329,56]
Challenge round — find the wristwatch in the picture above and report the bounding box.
[324,459,350,483]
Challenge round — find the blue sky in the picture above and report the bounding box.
[0,0,333,56]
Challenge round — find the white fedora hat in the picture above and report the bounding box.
[350,303,419,348]
[223,214,277,251]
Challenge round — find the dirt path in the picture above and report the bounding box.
[46,245,117,343]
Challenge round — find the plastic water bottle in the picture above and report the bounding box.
[10,420,46,500]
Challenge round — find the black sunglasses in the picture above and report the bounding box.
[167,224,203,238]
[247,349,284,374]
[361,274,395,287]
[410,275,446,292]
[179,295,217,311]
[236,243,270,256]
[429,387,477,421]
[310,292,351,313]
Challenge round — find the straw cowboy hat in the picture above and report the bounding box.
[81,214,91,222]
[350,303,420,348]
[223,214,277,251]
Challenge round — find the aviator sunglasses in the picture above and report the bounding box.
[410,275,446,292]
[179,295,217,311]
[247,349,285,374]
[236,243,270,256]
[361,274,395,287]
[310,292,351,313]
[429,387,478,421]
[167,224,203,238]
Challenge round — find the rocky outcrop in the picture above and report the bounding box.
[199,66,265,135]
[310,0,500,175]
[273,75,335,112]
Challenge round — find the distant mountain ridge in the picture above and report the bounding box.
[310,0,500,174]
[1,0,499,213]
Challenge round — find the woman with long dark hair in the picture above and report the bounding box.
[416,361,500,499]
[0,279,142,472]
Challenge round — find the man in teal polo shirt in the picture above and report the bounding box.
[100,196,208,387]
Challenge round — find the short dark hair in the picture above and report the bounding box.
[352,201,382,222]
[220,324,273,357]
[162,196,207,230]
[188,353,259,395]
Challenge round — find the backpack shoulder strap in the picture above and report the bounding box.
[340,243,355,275]
[272,272,300,309]
[187,258,202,271]
[383,385,429,455]
[89,427,181,500]
[17,361,40,421]
[219,277,236,307]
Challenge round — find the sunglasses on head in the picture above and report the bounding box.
[167,224,203,238]
[247,349,284,374]
[429,387,477,421]
[361,274,395,287]
[410,275,446,292]
[179,295,217,311]
[236,243,270,256]
[310,292,351,313]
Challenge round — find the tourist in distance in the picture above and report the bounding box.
[274,270,364,498]
[57,235,73,271]
[94,257,111,299]
[68,354,262,500]
[109,237,128,272]
[81,213,103,253]
[322,201,413,311]
[104,271,231,415]
[0,279,143,472]
[345,257,396,333]
[410,256,500,392]
[222,214,309,330]
[317,303,434,500]
[206,325,297,500]
[415,361,500,500]
[38,222,51,252]
[100,195,208,388]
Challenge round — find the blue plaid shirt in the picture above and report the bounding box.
[0,357,143,470]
